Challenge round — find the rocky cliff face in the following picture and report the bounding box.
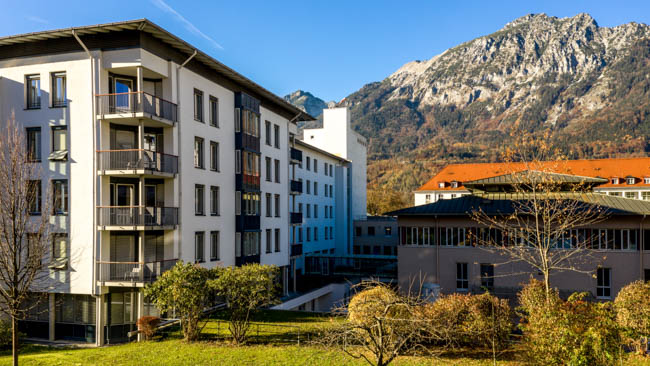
[283,90,334,118]
[334,13,650,196]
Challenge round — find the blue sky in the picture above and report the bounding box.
[1,0,649,102]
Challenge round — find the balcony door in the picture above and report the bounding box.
[111,184,135,226]
[113,78,133,113]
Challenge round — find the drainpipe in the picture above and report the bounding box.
[175,50,197,262]
[72,30,97,296]
[435,215,439,285]
[641,216,645,280]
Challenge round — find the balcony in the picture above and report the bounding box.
[97,150,178,177]
[290,243,303,257]
[96,92,178,126]
[290,147,302,164]
[96,259,178,286]
[97,206,178,230]
[290,212,303,225]
[290,180,303,195]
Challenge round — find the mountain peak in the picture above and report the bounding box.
[284,90,335,118]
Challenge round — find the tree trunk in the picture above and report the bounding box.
[12,316,18,366]
[543,271,551,303]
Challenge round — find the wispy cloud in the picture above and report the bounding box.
[150,0,224,50]
[26,16,49,25]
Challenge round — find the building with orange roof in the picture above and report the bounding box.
[414,157,650,205]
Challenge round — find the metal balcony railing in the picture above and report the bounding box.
[96,259,178,283]
[290,212,303,225]
[97,149,178,175]
[290,147,302,164]
[290,180,303,194]
[97,206,178,227]
[96,92,178,123]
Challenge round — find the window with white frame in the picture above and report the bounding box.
[456,263,468,290]
[627,177,636,185]
[642,191,650,201]
[51,72,66,107]
[625,191,637,199]
[645,178,650,184]
[195,232,205,262]
[210,231,220,261]
[26,74,41,109]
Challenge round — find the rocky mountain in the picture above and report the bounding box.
[284,90,334,118]
[331,13,650,202]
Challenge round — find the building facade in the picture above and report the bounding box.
[396,172,650,300]
[414,158,650,205]
[0,20,322,345]
[353,216,398,257]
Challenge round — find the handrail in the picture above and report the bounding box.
[96,149,177,157]
[96,205,176,208]
[94,91,176,105]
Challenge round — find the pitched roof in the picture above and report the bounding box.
[0,19,314,122]
[387,192,650,217]
[417,157,650,192]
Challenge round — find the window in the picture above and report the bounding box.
[266,229,272,253]
[28,180,41,215]
[625,191,637,199]
[425,194,431,203]
[642,192,650,201]
[209,96,219,127]
[235,191,241,215]
[210,231,220,261]
[645,178,650,184]
[266,193,272,217]
[194,137,204,168]
[242,151,260,177]
[265,157,272,181]
[26,127,41,162]
[438,182,445,188]
[384,226,392,236]
[611,178,619,185]
[306,227,311,241]
[274,124,280,148]
[314,182,318,195]
[451,181,459,188]
[324,162,328,175]
[314,227,318,241]
[306,204,311,218]
[194,89,203,122]
[456,263,468,290]
[645,269,650,282]
[480,264,494,290]
[265,121,272,146]
[26,74,41,109]
[195,232,205,262]
[52,233,67,260]
[314,159,318,173]
[627,177,636,185]
[274,194,280,217]
[195,185,205,215]
[275,229,280,252]
[609,192,621,197]
[274,159,280,183]
[298,228,303,242]
[329,185,333,197]
[235,150,241,174]
[241,109,260,137]
[210,186,220,216]
[596,268,611,298]
[306,157,310,171]
[52,180,68,215]
[50,126,67,160]
[314,204,318,218]
[51,72,66,107]
[330,206,333,218]
[355,227,362,237]
[243,192,260,215]
[368,226,375,236]
[298,203,303,213]
[329,164,333,176]
[306,180,311,194]
[210,141,219,171]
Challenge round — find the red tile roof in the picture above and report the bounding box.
[417,157,650,191]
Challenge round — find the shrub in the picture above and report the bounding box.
[518,279,623,366]
[615,280,650,354]
[0,321,12,349]
[417,292,512,350]
[136,316,161,341]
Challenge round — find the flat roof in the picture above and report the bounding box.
[0,19,315,122]
[296,139,350,163]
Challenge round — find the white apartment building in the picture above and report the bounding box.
[0,19,318,345]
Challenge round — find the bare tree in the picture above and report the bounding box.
[322,280,438,366]
[469,133,608,299]
[0,115,52,366]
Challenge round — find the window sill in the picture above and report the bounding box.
[50,105,67,109]
[29,212,42,216]
[195,166,205,170]
[210,258,219,261]
[24,107,41,110]
[195,213,205,216]
[195,260,205,264]
[194,119,204,123]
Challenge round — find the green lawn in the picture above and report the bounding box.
[0,311,648,366]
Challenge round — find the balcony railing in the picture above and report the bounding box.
[290,243,303,257]
[290,180,303,194]
[290,147,302,164]
[96,259,178,283]
[290,212,303,225]
[97,206,178,227]
[96,92,178,123]
[97,150,178,175]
